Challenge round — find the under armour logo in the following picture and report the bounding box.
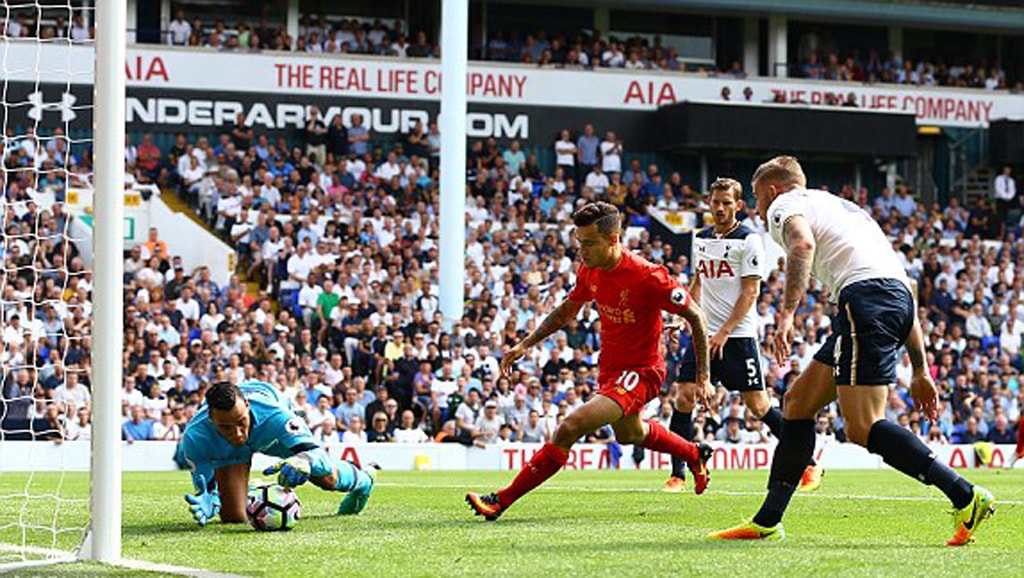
[27,91,77,122]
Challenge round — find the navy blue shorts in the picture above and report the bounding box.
[677,336,764,392]
[812,278,914,386]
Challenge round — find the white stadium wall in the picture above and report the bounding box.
[61,187,235,285]
[0,441,1016,472]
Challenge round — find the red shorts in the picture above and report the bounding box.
[597,366,666,415]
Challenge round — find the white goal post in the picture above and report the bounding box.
[88,0,126,563]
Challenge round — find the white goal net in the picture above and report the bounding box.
[0,1,98,569]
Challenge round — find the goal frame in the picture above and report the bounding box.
[84,0,126,564]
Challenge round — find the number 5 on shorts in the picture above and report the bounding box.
[616,370,640,391]
[746,359,759,387]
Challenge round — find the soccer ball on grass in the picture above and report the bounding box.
[246,482,301,531]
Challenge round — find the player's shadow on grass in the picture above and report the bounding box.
[124,521,256,537]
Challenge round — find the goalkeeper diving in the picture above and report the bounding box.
[178,381,376,526]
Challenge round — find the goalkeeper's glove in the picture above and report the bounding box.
[263,452,313,488]
[183,474,221,526]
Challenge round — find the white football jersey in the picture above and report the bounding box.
[692,224,765,337]
[766,188,909,296]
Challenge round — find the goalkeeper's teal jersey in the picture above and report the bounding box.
[179,381,318,492]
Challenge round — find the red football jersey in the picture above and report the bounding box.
[568,249,691,373]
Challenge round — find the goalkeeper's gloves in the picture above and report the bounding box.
[183,474,221,526]
[263,452,313,488]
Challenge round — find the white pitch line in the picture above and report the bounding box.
[0,543,246,577]
[118,558,247,578]
[375,482,1024,505]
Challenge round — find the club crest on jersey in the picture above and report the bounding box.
[696,259,735,279]
[670,288,688,306]
[286,417,303,434]
[771,209,784,227]
[619,289,630,307]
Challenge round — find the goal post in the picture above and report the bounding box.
[88,0,126,563]
[0,1,124,570]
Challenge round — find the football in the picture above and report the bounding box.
[246,483,301,532]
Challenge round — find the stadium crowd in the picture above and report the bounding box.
[1,98,1022,460]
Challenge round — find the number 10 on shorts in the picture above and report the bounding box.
[616,370,640,391]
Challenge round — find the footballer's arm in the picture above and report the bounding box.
[774,215,816,362]
[688,271,702,305]
[523,298,584,349]
[677,303,711,388]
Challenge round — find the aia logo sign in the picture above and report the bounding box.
[27,91,77,122]
[696,259,735,279]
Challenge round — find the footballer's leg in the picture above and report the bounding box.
[613,408,711,494]
[711,360,835,539]
[214,462,251,524]
[742,389,823,492]
[732,334,823,493]
[840,282,992,545]
[667,343,700,492]
[467,395,622,520]
[838,385,993,546]
[664,382,696,493]
[306,462,376,515]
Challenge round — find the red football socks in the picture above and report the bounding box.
[642,419,699,466]
[496,442,568,509]
[1016,418,1024,458]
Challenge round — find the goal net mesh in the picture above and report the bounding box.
[0,1,95,567]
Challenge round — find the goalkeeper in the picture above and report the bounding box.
[179,380,375,526]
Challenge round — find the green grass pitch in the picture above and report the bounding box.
[1,468,1021,577]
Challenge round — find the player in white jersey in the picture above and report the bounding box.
[662,178,822,494]
[711,156,994,546]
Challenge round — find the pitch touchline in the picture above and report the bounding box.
[374,483,1024,505]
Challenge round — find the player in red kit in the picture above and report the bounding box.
[466,202,715,521]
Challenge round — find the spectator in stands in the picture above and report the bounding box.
[993,165,1017,236]
[474,400,504,444]
[394,409,429,443]
[576,123,600,182]
[53,372,90,413]
[987,415,1016,444]
[153,408,182,441]
[304,106,328,166]
[168,10,191,46]
[122,406,155,442]
[334,388,365,432]
[367,412,393,442]
[135,134,162,183]
[599,132,622,176]
[329,414,360,444]
[347,114,371,157]
[584,164,609,196]
[65,408,92,441]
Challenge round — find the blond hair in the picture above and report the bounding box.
[752,155,807,189]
